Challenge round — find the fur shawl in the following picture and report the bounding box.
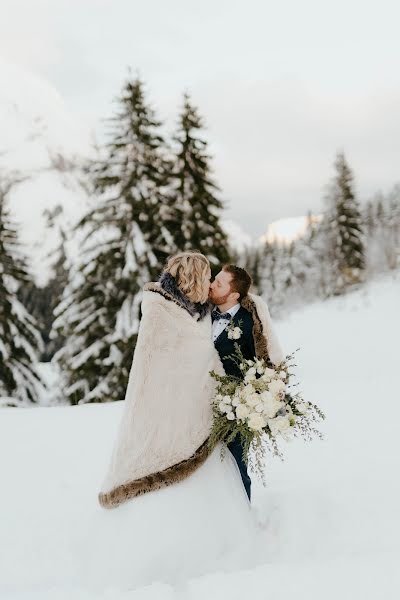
[98,282,223,509]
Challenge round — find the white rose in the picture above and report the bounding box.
[261,391,283,418]
[248,413,266,431]
[246,393,260,408]
[227,411,236,420]
[260,390,274,403]
[236,404,250,419]
[268,415,291,437]
[241,384,254,398]
[264,367,276,378]
[269,379,286,396]
[245,373,256,383]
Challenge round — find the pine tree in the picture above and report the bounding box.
[325,152,365,291]
[244,246,261,293]
[386,186,400,269]
[171,93,230,269]
[258,241,289,316]
[52,76,178,405]
[0,176,45,405]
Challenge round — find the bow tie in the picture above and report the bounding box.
[212,309,231,322]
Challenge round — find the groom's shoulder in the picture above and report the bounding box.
[237,305,254,331]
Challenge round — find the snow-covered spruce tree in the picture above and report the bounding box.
[0,176,45,405]
[243,246,261,293]
[365,186,400,273]
[170,93,230,269]
[51,76,178,405]
[257,241,290,316]
[325,152,365,292]
[385,185,400,269]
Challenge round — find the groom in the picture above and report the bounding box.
[209,264,255,502]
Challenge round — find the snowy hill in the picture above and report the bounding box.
[260,214,322,246]
[0,59,92,285]
[1,273,399,598]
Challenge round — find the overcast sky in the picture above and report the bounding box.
[1,0,399,235]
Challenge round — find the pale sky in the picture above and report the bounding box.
[1,0,399,236]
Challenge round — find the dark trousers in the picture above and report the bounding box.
[228,434,251,502]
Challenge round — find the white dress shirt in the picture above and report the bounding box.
[212,303,241,343]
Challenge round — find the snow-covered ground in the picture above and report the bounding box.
[1,273,399,599]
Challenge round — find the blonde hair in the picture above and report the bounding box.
[165,251,211,304]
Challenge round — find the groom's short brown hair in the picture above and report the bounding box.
[223,264,252,301]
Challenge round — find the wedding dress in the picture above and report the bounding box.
[81,442,258,591]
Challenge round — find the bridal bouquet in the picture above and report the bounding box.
[208,346,325,482]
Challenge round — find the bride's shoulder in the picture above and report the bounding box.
[142,282,167,307]
[141,282,181,317]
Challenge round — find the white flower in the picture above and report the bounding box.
[248,413,266,431]
[246,393,260,408]
[261,391,283,419]
[241,384,254,397]
[227,411,236,420]
[223,395,232,404]
[244,367,257,382]
[255,403,264,413]
[295,401,308,414]
[256,366,264,374]
[261,367,276,381]
[269,379,286,396]
[260,390,274,403]
[228,326,242,340]
[265,367,276,377]
[268,415,291,437]
[246,359,254,366]
[244,373,256,383]
[240,363,246,370]
[218,402,230,413]
[236,404,250,419]
[279,371,287,379]
[231,396,240,407]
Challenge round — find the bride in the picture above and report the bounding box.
[83,252,274,591]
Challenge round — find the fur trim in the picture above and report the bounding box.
[240,295,271,363]
[98,437,211,509]
[143,272,211,320]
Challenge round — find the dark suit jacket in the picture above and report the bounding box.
[214,306,256,379]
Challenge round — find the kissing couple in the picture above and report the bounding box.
[91,251,284,585]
